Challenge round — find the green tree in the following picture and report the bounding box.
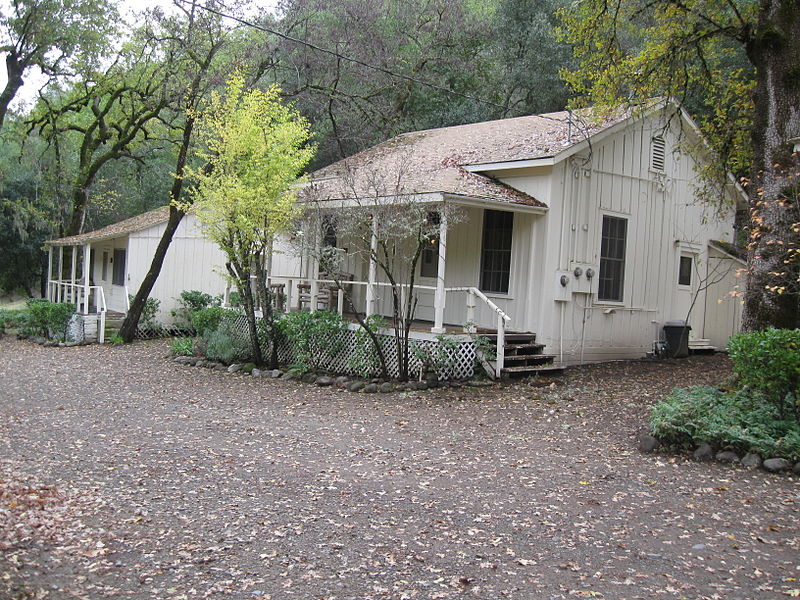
[0,0,117,129]
[187,75,315,365]
[27,33,175,236]
[560,0,800,330]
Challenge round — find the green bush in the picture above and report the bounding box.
[170,337,194,356]
[347,314,384,377]
[190,306,228,337]
[727,329,800,417]
[0,308,27,334]
[277,310,346,372]
[650,386,800,460]
[203,315,250,364]
[23,299,76,340]
[130,295,162,334]
[172,290,216,327]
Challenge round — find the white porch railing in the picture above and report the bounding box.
[225,276,512,379]
[47,281,108,343]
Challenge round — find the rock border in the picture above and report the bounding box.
[638,433,799,477]
[170,355,495,393]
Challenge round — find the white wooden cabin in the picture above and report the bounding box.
[277,102,745,375]
[44,209,232,340]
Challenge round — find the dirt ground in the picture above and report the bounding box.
[0,337,798,600]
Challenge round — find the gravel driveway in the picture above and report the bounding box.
[1,337,798,599]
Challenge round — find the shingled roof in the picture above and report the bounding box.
[305,108,630,208]
[46,206,171,247]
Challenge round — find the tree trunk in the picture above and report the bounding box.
[742,0,800,330]
[0,53,25,130]
[119,109,200,342]
[119,205,186,342]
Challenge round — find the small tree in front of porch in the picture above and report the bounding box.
[303,177,461,380]
[186,76,315,366]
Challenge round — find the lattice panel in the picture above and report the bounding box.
[226,314,476,380]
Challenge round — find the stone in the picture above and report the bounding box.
[214,364,227,371]
[793,462,800,476]
[251,368,262,378]
[715,450,739,463]
[638,434,660,453]
[335,376,350,387]
[741,453,762,469]
[316,376,335,387]
[363,383,378,393]
[301,373,317,384]
[370,378,382,384]
[240,363,256,375]
[271,369,283,378]
[194,359,206,368]
[423,372,439,385]
[692,443,714,461]
[691,544,707,551]
[414,381,429,390]
[762,458,791,473]
[348,381,366,392]
[174,356,194,364]
[379,382,395,393]
[281,372,296,381]
[227,364,241,373]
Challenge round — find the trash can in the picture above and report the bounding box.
[663,321,691,358]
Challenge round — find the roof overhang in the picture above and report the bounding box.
[708,240,747,264]
[301,191,548,214]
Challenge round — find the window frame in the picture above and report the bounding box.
[597,214,628,303]
[112,248,126,287]
[678,255,693,287]
[419,211,440,279]
[479,209,514,295]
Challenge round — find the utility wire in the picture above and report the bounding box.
[177,0,513,111]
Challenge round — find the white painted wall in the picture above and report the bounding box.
[512,113,739,363]
[125,213,228,323]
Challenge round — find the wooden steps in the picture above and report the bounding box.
[688,338,717,353]
[481,332,565,378]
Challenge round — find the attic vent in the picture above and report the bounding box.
[651,136,666,172]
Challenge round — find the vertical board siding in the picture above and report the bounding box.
[521,113,739,363]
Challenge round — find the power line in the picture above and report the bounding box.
[177,0,512,111]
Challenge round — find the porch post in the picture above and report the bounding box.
[47,246,53,302]
[365,214,378,316]
[82,244,90,314]
[431,211,448,334]
[58,246,64,302]
[70,246,77,304]
[309,226,321,313]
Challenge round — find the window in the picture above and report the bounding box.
[322,216,337,248]
[678,255,692,286]
[651,136,666,172]
[420,212,440,278]
[101,251,108,281]
[112,248,126,286]
[598,215,627,301]
[480,210,513,294]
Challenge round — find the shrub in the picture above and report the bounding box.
[172,290,216,327]
[347,314,385,377]
[170,337,194,356]
[23,299,76,340]
[203,314,250,364]
[727,329,800,417]
[131,295,162,335]
[277,310,346,372]
[190,306,228,337]
[650,386,800,460]
[0,308,27,334]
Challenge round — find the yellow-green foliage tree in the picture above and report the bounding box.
[560,0,800,330]
[187,75,315,366]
